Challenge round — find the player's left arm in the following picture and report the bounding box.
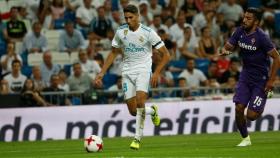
[151,46,171,87]
[266,49,280,92]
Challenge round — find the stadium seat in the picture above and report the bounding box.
[168,59,187,69]
[63,64,72,76]
[21,65,33,77]
[247,0,261,8]
[15,41,23,54]
[70,51,79,63]
[43,30,61,51]
[52,52,71,66]
[102,73,118,89]
[195,58,210,75]
[54,19,65,30]
[27,53,43,66]
[275,12,280,37]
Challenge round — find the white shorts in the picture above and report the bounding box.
[122,72,151,100]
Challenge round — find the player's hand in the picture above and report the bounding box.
[219,47,232,56]
[94,72,104,87]
[264,80,274,93]
[150,72,160,88]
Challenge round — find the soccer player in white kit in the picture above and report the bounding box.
[95,4,170,150]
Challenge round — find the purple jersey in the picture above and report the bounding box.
[228,26,275,82]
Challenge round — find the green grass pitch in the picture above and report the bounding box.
[1,131,280,158]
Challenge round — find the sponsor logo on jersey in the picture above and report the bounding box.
[238,41,257,51]
[125,43,145,52]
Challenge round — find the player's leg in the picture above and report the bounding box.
[122,73,137,116]
[129,91,147,150]
[247,84,267,121]
[233,81,251,146]
[136,72,160,125]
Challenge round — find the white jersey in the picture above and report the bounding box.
[112,23,164,74]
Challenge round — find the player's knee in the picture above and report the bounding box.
[247,110,261,121]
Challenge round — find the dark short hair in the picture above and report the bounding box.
[178,77,186,82]
[123,4,138,14]
[12,59,21,66]
[246,7,262,21]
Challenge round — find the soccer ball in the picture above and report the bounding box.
[84,135,103,152]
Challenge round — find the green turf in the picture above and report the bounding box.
[0,131,280,158]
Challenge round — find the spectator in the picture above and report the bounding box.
[108,75,123,103]
[38,0,55,30]
[192,1,214,36]
[31,66,47,91]
[149,0,162,16]
[149,15,169,34]
[50,0,65,20]
[58,69,69,92]
[40,51,61,85]
[76,0,97,34]
[139,1,153,26]
[0,79,10,95]
[218,58,240,84]
[20,79,50,107]
[59,21,86,53]
[176,77,190,98]
[177,26,199,59]
[67,62,93,91]
[4,60,27,93]
[206,61,219,79]
[89,6,113,40]
[22,22,48,54]
[217,0,244,24]
[198,26,218,60]
[99,29,115,50]
[180,0,199,24]
[169,14,197,59]
[1,41,22,75]
[157,29,174,58]
[6,7,27,41]
[178,59,208,88]
[43,74,71,105]
[205,10,221,44]
[74,49,101,79]
[221,76,236,94]
[18,6,32,31]
[111,10,123,31]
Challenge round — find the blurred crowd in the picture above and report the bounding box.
[0,0,279,106]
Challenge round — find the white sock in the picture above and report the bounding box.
[135,108,145,141]
[145,106,155,115]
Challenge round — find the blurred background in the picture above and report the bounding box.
[0,0,279,107]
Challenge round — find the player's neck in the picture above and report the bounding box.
[129,23,140,32]
[245,26,258,35]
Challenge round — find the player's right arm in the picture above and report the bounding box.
[94,47,121,87]
[220,27,241,56]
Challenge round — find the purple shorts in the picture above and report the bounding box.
[233,80,267,113]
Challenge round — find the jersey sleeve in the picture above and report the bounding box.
[228,27,242,46]
[261,33,275,54]
[112,30,122,48]
[149,29,165,49]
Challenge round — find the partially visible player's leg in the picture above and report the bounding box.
[235,104,251,147]
[233,81,251,146]
[135,72,160,125]
[126,97,137,116]
[130,91,147,150]
[235,104,248,138]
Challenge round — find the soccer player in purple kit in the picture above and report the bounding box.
[220,8,280,146]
